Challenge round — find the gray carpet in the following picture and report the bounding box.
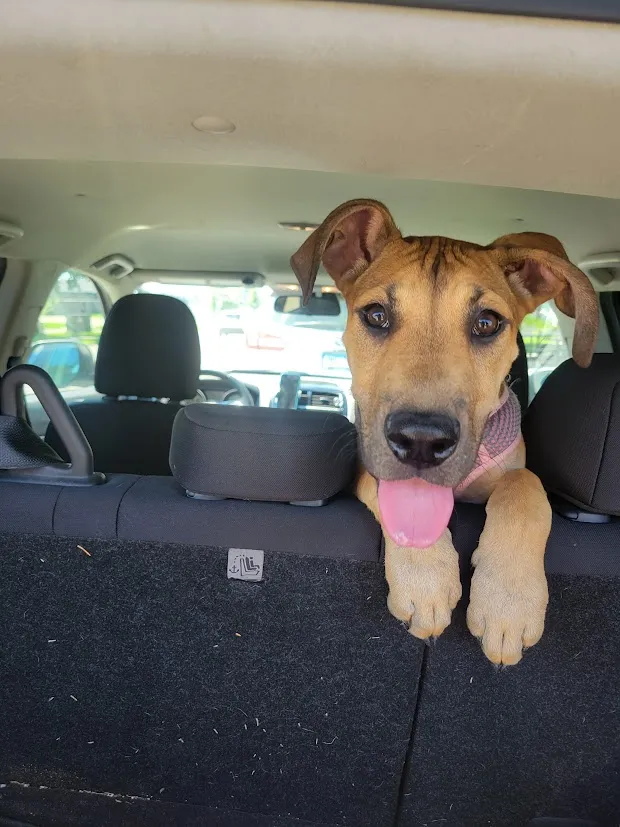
[0,534,423,827]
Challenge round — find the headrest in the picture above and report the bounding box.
[170,404,357,504]
[95,294,200,401]
[523,354,620,516]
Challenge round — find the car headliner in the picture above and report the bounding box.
[0,0,618,285]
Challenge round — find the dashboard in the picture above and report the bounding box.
[25,370,355,438]
[201,370,354,420]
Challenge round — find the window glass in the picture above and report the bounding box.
[26,271,106,435]
[521,301,570,400]
[137,282,350,407]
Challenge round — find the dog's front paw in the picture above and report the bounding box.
[466,562,548,666]
[387,548,462,641]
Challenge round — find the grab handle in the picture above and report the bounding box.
[1,364,104,486]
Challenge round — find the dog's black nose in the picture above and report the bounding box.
[384,411,460,468]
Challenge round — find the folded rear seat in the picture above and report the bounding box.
[398,355,620,827]
[0,369,418,827]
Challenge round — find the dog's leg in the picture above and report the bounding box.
[385,532,462,639]
[467,468,551,666]
[357,470,462,639]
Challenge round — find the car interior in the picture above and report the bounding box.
[0,1,619,826]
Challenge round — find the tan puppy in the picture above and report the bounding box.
[291,199,598,665]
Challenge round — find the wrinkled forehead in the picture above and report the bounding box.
[348,235,516,317]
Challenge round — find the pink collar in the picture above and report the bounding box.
[455,388,521,495]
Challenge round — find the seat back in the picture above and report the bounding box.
[46,293,201,475]
[46,396,182,475]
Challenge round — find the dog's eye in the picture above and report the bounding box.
[361,303,390,330]
[472,310,503,338]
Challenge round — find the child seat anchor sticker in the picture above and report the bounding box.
[227,548,264,581]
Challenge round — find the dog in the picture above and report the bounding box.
[291,199,598,665]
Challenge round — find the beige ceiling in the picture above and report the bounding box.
[0,0,619,196]
[0,0,619,277]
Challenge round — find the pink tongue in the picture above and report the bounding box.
[378,478,454,548]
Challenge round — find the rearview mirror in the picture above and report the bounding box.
[274,293,341,316]
[27,340,95,390]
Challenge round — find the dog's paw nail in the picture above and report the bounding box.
[408,625,433,641]
[408,605,453,641]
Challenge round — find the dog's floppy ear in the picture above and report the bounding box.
[290,199,400,303]
[490,231,598,368]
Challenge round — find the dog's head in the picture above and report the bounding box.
[291,199,598,489]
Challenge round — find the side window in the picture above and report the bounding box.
[26,271,106,435]
[521,301,570,400]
